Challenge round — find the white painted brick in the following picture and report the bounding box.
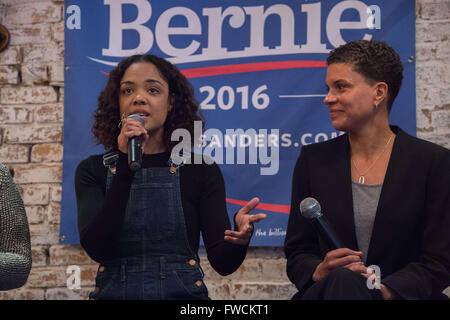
[25,205,45,224]
[31,143,63,162]
[416,87,441,107]
[46,201,61,225]
[35,103,63,123]
[49,245,96,266]
[19,184,49,205]
[417,131,450,149]
[436,41,450,59]
[1,0,59,5]
[0,4,5,24]
[45,287,92,300]
[48,61,64,83]
[31,245,48,267]
[419,1,450,20]
[0,46,22,65]
[3,124,62,144]
[4,2,62,26]
[416,21,450,43]
[439,87,450,104]
[416,107,433,128]
[416,63,445,87]
[415,42,438,62]
[23,43,64,63]
[21,61,48,85]
[0,288,45,300]
[245,247,286,259]
[59,86,64,102]
[51,21,64,42]
[206,281,297,300]
[12,163,62,184]
[443,63,450,85]
[49,184,62,202]
[261,258,290,282]
[26,266,67,288]
[431,109,450,131]
[0,65,19,84]
[8,23,52,46]
[0,86,57,104]
[0,105,33,123]
[33,264,97,289]
[29,224,59,246]
[0,144,29,163]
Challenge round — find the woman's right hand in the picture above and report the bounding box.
[117,117,149,154]
[312,248,366,282]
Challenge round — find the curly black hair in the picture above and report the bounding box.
[92,54,204,151]
[327,40,403,113]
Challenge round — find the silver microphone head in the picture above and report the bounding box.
[299,197,322,219]
[127,113,145,126]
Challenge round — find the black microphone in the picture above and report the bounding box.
[127,114,144,172]
[299,197,343,249]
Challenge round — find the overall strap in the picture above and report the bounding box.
[103,151,118,190]
[103,151,119,174]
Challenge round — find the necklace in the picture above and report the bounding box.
[352,134,393,184]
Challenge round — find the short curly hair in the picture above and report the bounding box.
[92,54,204,151]
[327,40,403,112]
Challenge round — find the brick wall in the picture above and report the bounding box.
[0,0,448,300]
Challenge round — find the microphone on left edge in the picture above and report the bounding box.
[127,113,145,172]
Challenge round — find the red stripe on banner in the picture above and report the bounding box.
[181,60,326,78]
[102,61,326,78]
[226,198,290,214]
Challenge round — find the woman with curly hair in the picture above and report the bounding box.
[75,54,266,300]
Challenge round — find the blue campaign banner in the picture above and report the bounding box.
[61,1,415,245]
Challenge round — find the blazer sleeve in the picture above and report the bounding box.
[284,146,322,294]
[382,148,450,299]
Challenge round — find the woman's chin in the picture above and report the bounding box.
[330,120,347,132]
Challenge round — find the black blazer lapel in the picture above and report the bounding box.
[318,134,359,251]
[366,126,404,266]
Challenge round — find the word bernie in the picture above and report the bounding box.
[67,1,381,65]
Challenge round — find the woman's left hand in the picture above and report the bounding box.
[224,197,267,245]
[360,269,397,300]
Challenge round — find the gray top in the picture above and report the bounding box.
[0,163,32,290]
[351,181,382,264]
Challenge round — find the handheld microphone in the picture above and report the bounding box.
[299,197,343,249]
[127,114,144,172]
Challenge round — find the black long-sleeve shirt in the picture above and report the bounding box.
[75,151,247,276]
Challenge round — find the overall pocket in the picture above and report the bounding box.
[170,268,209,300]
[90,268,124,300]
[125,182,176,241]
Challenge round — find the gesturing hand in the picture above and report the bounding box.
[224,197,267,245]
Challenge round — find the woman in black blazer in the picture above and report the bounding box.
[284,40,449,300]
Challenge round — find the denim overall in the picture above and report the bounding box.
[89,154,209,300]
